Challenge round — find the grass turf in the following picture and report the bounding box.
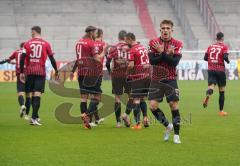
[0,80,240,166]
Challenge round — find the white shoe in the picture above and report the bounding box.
[116,122,121,128]
[89,122,97,127]
[24,115,30,121]
[96,118,104,124]
[173,134,181,144]
[30,118,42,126]
[164,123,173,141]
[36,118,41,122]
[20,105,26,118]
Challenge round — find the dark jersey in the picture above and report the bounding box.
[149,37,183,80]
[23,37,54,76]
[205,42,229,72]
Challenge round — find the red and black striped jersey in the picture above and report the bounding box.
[149,37,183,80]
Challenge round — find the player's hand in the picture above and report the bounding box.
[55,71,60,81]
[70,72,74,81]
[166,45,175,55]
[152,41,164,53]
[20,73,25,83]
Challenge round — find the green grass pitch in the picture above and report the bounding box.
[0,80,240,166]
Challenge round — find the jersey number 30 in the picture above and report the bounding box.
[30,44,42,58]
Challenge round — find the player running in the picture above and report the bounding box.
[202,32,230,116]
[20,26,59,126]
[71,26,106,129]
[0,42,31,120]
[148,20,183,143]
[125,32,151,130]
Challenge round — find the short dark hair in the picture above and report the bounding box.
[118,30,127,40]
[96,28,103,38]
[20,42,25,48]
[160,20,174,27]
[216,32,224,40]
[31,26,41,34]
[126,32,136,41]
[85,26,97,33]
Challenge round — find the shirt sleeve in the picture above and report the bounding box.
[8,51,16,60]
[46,42,54,57]
[222,45,229,54]
[175,41,183,55]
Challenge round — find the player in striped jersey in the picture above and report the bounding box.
[20,26,59,126]
[0,42,31,120]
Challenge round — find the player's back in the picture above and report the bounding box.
[75,38,95,60]
[24,37,53,76]
[110,42,129,68]
[206,42,228,71]
[9,49,23,75]
[129,43,150,79]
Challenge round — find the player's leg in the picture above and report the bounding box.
[122,75,133,127]
[167,80,181,143]
[92,76,104,125]
[140,98,149,127]
[131,98,141,129]
[114,95,122,127]
[217,71,227,116]
[18,92,26,117]
[149,100,170,128]
[203,71,216,108]
[122,94,132,127]
[25,93,31,119]
[78,75,91,129]
[17,75,26,118]
[112,77,124,127]
[169,101,181,144]
[30,75,45,126]
[31,91,42,125]
[88,96,98,127]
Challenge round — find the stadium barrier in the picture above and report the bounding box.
[0,59,239,82]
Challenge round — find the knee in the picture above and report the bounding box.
[169,101,178,110]
[206,89,213,96]
[150,100,158,110]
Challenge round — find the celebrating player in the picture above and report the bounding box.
[88,28,105,127]
[125,32,150,129]
[148,20,183,143]
[20,26,59,126]
[202,32,230,116]
[71,26,106,129]
[106,30,133,128]
[0,42,31,120]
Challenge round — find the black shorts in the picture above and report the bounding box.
[25,75,46,93]
[78,75,102,95]
[112,77,131,95]
[130,78,150,98]
[17,75,25,93]
[148,79,179,103]
[208,70,226,87]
